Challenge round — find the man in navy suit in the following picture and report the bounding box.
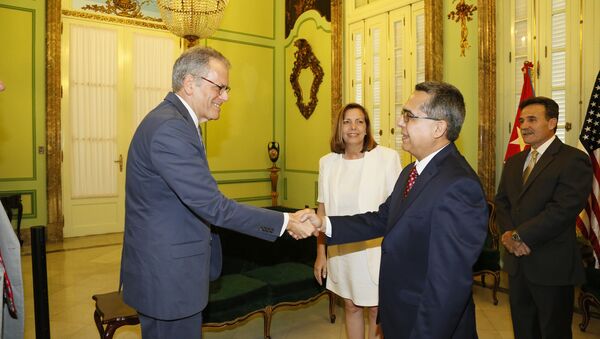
[303,81,488,338]
[495,96,592,339]
[120,47,316,338]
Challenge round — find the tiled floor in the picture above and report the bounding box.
[18,233,600,338]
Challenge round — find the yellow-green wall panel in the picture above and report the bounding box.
[284,13,331,173]
[283,174,318,209]
[0,0,46,230]
[218,180,271,200]
[205,39,275,172]
[220,0,274,39]
[282,11,331,208]
[0,6,34,179]
[443,0,478,171]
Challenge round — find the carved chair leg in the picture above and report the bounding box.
[93,310,105,337]
[578,293,591,332]
[263,306,273,339]
[104,323,120,339]
[328,291,337,323]
[492,272,500,305]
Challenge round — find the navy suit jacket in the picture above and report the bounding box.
[120,92,284,320]
[328,143,488,338]
[495,138,591,285]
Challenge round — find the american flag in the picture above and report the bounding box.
[504,61,535,161]
[577,70,600,268]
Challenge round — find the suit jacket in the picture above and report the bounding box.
[328,143,488,338]
[495,137,592,285]
[0,202,24,338]
[121,92,284,320]
[318,146,401,284]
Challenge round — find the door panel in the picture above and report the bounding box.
[61,19,179,237]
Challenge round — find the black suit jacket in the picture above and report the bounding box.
[120,93,284,320]
[495,137,592,285]
[328,143,488,338]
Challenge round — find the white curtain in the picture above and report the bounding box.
[69,25,118,197]
[133,34,175,128]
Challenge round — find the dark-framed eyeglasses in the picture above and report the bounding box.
[401,110,441,123]
[200,77,231,95]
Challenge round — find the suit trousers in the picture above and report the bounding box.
[139,311,203,339]
[508,269,574,339]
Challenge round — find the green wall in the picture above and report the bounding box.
[0,0,486,232]
[443,0,479,171]
[0,0,47,229]
[281,11,332,209]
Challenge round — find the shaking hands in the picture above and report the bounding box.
[286,208,326,240]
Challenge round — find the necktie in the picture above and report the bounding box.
[403,166,419,198]
[522,149,538,184]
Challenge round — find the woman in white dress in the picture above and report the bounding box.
[314,103,401,339]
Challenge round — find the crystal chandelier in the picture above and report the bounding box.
[157,0,229,47]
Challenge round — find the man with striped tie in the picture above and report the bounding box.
[496,96,592,339]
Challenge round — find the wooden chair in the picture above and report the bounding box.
[578,243,600,332]
[472,200,501,305]
[92,291,139,339]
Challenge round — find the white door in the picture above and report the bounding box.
[61,19,179,237]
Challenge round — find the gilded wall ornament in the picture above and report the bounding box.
[290,39,324,120]
[81,0,160,22]
[447,0,477,57]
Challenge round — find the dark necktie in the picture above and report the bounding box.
[403,166,419,198]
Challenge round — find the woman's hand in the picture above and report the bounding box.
[313,253,327,285]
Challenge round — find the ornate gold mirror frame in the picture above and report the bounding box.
[331,0,495,198]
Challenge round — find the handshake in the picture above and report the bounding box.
[286,208,326,240]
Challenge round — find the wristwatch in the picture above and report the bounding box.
[511,231,522,242]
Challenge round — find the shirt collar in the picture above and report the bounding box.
[175,93,199,128]
[413,143,450,175]
[530,135,555,157]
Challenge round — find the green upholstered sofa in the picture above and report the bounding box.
[203,221,336,338]
[92,207,335,339]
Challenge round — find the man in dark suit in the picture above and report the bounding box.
[120,47,316,338]
[495,96,592,339]
[303,81,488,338]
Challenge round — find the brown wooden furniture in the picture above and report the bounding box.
[92,206,336,339]
[472,200,501,305]
[578,244,600,332]
[92,291,139,339]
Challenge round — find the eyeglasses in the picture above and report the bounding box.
[200,77,231,95]
[401,110,441,123]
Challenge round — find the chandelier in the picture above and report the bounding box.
[157,0,229,47]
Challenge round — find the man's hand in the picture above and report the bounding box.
[294,208,325,233]
[501,231,531,257]
[286,212,317,239]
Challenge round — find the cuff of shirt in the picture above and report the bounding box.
[280,212,289,236]
[325,216,332,237]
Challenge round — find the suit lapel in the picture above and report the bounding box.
[520,138,561,195]
[386,144,454,232]
[165,92,207,155]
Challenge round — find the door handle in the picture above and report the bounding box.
[114,154,123,172]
